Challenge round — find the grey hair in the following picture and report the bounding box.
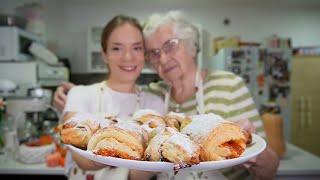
[143,10,200,56]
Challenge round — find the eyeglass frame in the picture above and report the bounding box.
[145,38,182,68]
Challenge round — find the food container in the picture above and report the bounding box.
[18,142,56,164]
[262,112,286,157]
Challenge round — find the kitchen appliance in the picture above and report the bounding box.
[0,14,27,29]
[4,95,60,164]
[211,47,292,140]
[0,62,37,88]
[5,96,47,139]
[0,61,69,87]
[0,26,69,87]
[0,79,17,96]
[37,62,69,87]
[0,27,43,61]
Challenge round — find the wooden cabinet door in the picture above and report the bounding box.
[291,56,320,156]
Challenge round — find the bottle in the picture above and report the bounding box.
[261,103,286,157]
[3,114,19,160]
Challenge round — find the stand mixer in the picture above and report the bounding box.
[6,96,47,141]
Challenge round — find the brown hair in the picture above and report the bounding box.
[101,15,143,52]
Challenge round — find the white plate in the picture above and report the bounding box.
[67,134,266,172]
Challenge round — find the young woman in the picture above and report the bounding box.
[63,15,164,180]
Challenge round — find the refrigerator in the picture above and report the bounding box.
[210,47,292,140]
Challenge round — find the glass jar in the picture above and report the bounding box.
[261,103,286,157]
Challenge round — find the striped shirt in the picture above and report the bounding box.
[148,70,265,180]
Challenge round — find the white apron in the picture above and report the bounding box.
[161,69,228,180]
[68,81,141,180]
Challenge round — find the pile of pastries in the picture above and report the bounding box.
[59,109,252,170]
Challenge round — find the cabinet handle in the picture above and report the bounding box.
[299,96,305,129]
[306,97,312,127]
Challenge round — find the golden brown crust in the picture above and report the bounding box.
[135,114,166,140]
[179,117,192,130]
[60,111,250,164]
[164,114,192,131]
[60,113,100,149]
[137,114,166,125]
[242,130,252,145]
[200,123,246,161]
[144,128,200,165]
[87,126,145,160]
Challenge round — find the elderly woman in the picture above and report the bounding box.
[54,11,279,180]
[138,10,279,180]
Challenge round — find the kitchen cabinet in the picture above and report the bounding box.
[291,55,320,156]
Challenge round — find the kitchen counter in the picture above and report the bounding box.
[0,154,64,175]
[277,142,320,179]
[0,143,319,178]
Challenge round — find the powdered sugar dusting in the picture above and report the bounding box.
[181,113,226,143]
[167,132,197,155]
[114,120,142,134]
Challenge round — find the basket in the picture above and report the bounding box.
[18,143,56,164]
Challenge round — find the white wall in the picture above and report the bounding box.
[1,0,320,73]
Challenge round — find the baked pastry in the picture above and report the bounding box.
[144,127,200,167]
[164,112,191,131]
[60,112,101,149]
[242,130,252,145]
[133,109,165,125]
[87,120,147,160]
[181,113,246,161]
[133,109,166,139]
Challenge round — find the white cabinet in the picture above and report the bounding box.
[86,26,156,74]
[86,27,106,73]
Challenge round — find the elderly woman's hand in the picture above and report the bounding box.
[53,82,75,112]
[236,119,256,134]
[243,145,279,180]
[236,119,279,179]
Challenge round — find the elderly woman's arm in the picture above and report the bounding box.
[227,74,279,179]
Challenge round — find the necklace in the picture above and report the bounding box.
[98,81,141,116]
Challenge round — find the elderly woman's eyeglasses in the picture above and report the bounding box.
[145,38,181,67]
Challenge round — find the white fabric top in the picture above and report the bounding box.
[64,82,164,117]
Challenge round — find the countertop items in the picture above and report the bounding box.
[277,143,320,179]
[0,142,319,178]
[0,154,64,175]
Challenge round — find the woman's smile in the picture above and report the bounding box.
[119,65,138,72]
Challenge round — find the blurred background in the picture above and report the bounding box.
[0,0,319,179]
